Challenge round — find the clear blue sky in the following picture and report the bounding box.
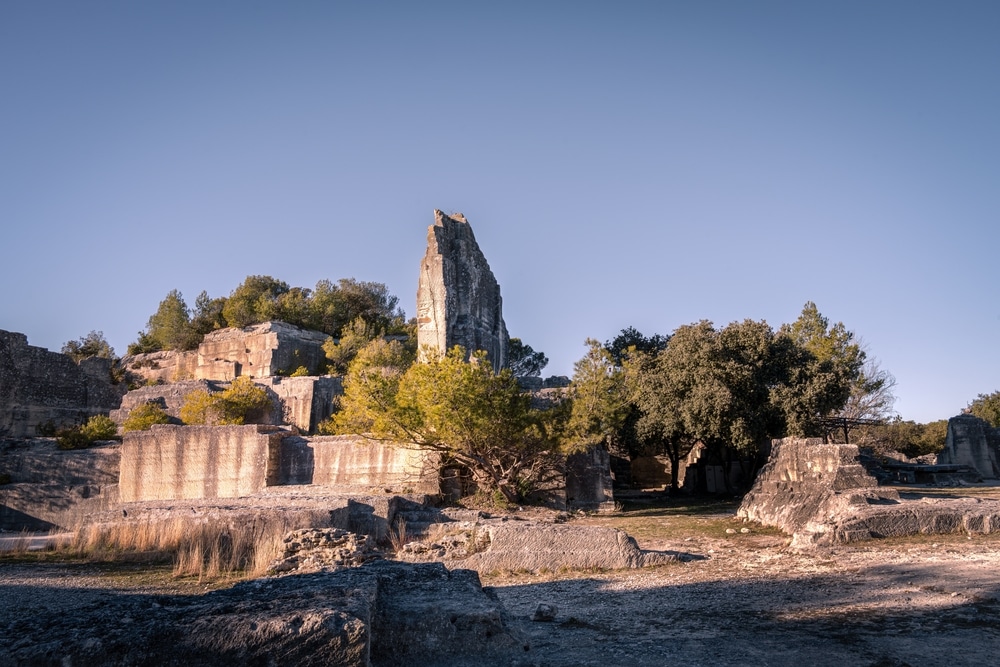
[1,1,997,424]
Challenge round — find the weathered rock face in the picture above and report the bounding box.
[0,330,124,437]
[278,435,441,495]
[124,321,331,383]
[564,447,615,510]
[938,413,1000,479]
[119,426,442,503]
[120,424,285,502]
[737,438,900,547]
[0,440,120,530]
[738,437,1000,548]
[0,561,524,667]
[416,210,509,372]
[400,521,684,572]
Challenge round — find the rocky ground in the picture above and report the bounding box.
[2,495,1000,666]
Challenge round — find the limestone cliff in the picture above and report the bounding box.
[416,210,509,371]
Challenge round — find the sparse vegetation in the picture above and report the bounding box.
[179,377,272,426]
[55,415,120,449]
[121,402,170,433]
[21,516,306,582]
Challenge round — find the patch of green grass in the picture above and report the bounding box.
[575,497,785,542]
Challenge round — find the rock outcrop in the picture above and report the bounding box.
[0,561,525,667]
[416,210,509,372]
[938,413,1000,479]
[0,330,124,437]
[111,376,343,434]
[0,439,120,530]
[399,520,686,572]
[739,437,1000,548]
[124,321,331,384]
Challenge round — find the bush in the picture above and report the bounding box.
[180,390,217,425]
[0,472,13,485]
[179,377,273,426]
[122,402,171,432]
[80,415,119,441]
[289,366,310,377]
[215,377,273,425]
[36,420,57,437]
[56,427,91,450]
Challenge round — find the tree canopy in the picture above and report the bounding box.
[968,391,1000,428]
[129,275,406,355]
[507,338,549,378]
[332,343,566,504]
[62,330,115,362]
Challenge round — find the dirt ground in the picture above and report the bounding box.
[3,494,1000,666]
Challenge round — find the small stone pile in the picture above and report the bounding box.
[269,528,381,574]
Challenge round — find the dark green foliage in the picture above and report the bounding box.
[36,420,58,437]
[507,338,549,378]
[56,427,91,450]
[190,291,228,336]
[62,331,115,362]
[0,473,11,485]
[146,289,201,351]
[604,327,669,366]
[127,330,161,355]
[868,418,948,458]
[968,391,1000,428]
[55,415,118,449]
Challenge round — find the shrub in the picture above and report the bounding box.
[289,366,310,377]
[80,415,119,441]
[122,402,171,432]
[56,427,91,450]
[36,420,57,437]
[0,473,12,485]
[179,377,273,426]
[180,390,217,425]
[215,377,273,425]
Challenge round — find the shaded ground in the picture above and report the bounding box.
[2,492,1000,665]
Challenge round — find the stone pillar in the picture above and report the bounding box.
[416,210,509,372]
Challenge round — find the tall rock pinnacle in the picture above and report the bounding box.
[416,210,509,372]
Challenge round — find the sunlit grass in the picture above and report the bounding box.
[1,515,315,583]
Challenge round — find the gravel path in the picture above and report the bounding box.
[487,532,1000,666]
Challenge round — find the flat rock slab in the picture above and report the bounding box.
[402,521,686,573]
[0,561,523,667]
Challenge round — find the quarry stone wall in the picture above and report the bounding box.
[564,447,615,509]
[0,330,124,437]
[119,426,443,503]
[0,440,121,530]
[123,321,331,384]
[110,375,342,434]
[258,375,342,433]
[120,424,285,502]
[416,210,509,372]
[278,435,441,495]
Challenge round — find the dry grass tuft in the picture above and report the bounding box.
[64,515,299,582]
